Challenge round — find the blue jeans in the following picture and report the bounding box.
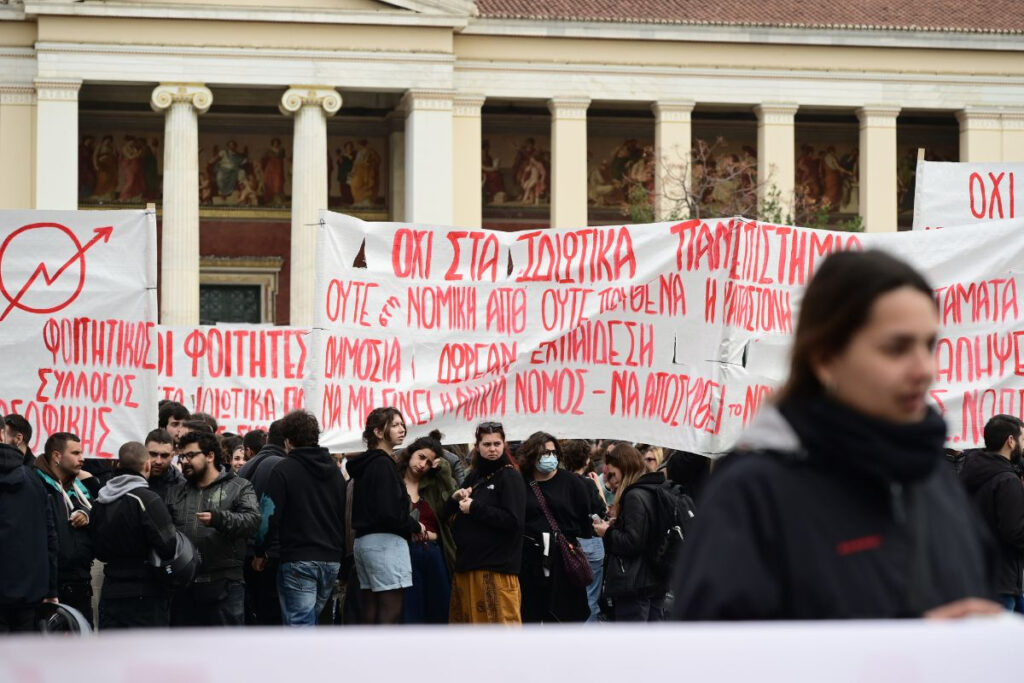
[578,536,605,623]
[277,561,340,626]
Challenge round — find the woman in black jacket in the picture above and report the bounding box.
[518,431,592,623]
[593,443,667,622]
[347,406,424,625]
[445,421,525,624]
[672,250,999,621]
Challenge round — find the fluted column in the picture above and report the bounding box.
[652,100,694,220]
[549,96,590,229]
[401,90,454,225]
[857,106,900,233]
[151,84,212,325]
[957,108,1003,162]
[280,86,341,326]
[754,103,798,216]
[35,78,81,210]
[453,95,485,228]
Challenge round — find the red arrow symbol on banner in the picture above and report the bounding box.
[0,225,114,321]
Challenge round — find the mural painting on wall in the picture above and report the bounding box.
[328,136,388,210]
[690,137,759,219]
[587,135,655,216]
[199,132,292,208]
[79,129,163,205]
[793,141,860,215]
[481,134,551,212]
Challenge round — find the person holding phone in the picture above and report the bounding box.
[517,432,592,623]
[445,421,525,624]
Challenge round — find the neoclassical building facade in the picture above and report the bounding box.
[1,0,1022,325]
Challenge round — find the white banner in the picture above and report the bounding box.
[156,325,308,435]
[311,211,1024,454]
[0,210,157,458]
[913,160,1023,230]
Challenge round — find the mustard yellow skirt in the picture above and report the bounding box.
[449,570,522,625]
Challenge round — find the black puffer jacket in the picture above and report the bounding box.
[0,444,57,604]
[674,398,992,620]
[603,472,666,599]
[959,449,1024,596]
[165,470,260,582]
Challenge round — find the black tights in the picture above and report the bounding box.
[360,588,404,625]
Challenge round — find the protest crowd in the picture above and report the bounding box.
[1,249,1020,631]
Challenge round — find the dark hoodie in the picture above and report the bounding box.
[673,397,992,620]
[0,443,57,604]
[256,446,346,563]
[959,449,1024,596]
[347,448,420,540]
[92,472,177,598]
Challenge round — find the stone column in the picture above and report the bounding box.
[453,95,485,228]
[386,110,406,222]
[280,86,342,326]
[857,106,901,233]
[548,96,590,229]
[0,86,35,209]
[754,103,798,217]
[151,84,213,325]
[401,90,454,226]
[957,108,1003,162]
[1002,110,1024,162]
[34,78,81,210]
[652,100,694,220]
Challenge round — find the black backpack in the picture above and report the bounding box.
[640,480,696,579]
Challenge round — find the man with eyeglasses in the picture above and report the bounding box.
[145,428,183,501]
[166,431,259,626]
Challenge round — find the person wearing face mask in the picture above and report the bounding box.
[396,436,457,624]
[445,421,525,624]
[959,414,1024,612]
[516,432,592,623]
[672,250,996,620]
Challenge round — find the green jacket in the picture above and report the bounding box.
[416,458,457,574]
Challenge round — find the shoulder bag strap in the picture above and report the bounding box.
[529,481,562,536]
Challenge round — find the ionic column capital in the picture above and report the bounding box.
[754,103,798,124]
[151,84,213,114]
[652,100,695,122]
[34,78,81,102]
[548,96,590,120]
[279,86,342,117]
